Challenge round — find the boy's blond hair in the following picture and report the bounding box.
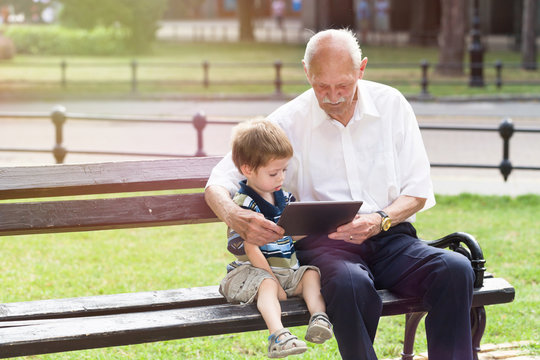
[231,118,293,173]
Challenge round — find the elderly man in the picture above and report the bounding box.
[205,29,474,360]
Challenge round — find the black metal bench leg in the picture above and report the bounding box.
[471,306,486,360]
[401,312,426,360]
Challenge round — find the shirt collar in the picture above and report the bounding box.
[312,80,381,129]
[356,80,380,121]
[238,180,287,221]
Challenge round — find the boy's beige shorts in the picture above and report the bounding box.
[219,264,320,304]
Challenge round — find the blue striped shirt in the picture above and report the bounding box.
[226,180,299,272]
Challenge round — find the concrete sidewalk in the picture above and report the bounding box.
[1,98,539,196]
[383,341,539,360]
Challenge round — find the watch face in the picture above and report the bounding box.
[382,218,391,231]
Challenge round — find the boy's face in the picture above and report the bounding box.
[241,157,290,196]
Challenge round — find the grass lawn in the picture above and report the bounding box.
[0,194,538,359]
[1,41,539,99]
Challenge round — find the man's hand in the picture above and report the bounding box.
[328,213,381,244]
[205,185,284,246]
[327,195,427,244]
[231,207,284,246]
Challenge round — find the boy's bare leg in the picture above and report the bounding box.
[295,269,326,314]
[257,278,284,334]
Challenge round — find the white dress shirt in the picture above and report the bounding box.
[206,80,435,222]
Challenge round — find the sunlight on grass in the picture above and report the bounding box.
[1,194,538,359]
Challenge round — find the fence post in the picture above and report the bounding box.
[274,60,283,95]
[498,118,514,181]
[468,0,485,87]
[131,60,138,93]
[202,61,209,88]
[51,105,67,164]
[495,60,503,89]
[420,60,430,97]
[60,60,67,88]
[192,111,207,157]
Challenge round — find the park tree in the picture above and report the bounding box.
[58,0,167,53]
[237,0,255,41]
[521,0,537,70]
[0,0,35,20]
[436,0,467,75]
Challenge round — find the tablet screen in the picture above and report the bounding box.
[277,200,363,236]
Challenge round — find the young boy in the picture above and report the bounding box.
[217,119,333,358]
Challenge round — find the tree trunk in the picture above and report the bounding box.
[237,0,255,42]
[521,0,537,70]
[437,0,467,75]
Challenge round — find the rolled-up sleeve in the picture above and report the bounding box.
[396,100,435,212]
[205,152,245,197]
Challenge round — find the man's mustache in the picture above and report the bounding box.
[322,97,346,104]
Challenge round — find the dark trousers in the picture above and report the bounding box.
[295,223,475,360]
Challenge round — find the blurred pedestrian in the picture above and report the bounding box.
[1,6,10,24]
[356,0,370,43]
[292,0,301,12]
[272,0,286,30]
[375,0,390,33]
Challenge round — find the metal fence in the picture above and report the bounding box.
[1,60,539,97]
[1,107,539,181]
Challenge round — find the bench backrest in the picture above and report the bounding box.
[0,157,223,236]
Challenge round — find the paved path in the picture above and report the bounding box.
[383,341,539,360]
[1,99,539,196]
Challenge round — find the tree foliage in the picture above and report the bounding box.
[58,0,167,53]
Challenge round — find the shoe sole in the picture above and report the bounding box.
[305,325,333,344]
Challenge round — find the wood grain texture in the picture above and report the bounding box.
[0,193,219,235]
[0,278,515,358]
[0,157,222,200]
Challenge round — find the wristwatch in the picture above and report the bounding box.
[376,211,392,231]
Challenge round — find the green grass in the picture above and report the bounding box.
[1,194,538,359]
[0,41,539,99]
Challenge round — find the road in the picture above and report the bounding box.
[1,98,539,196]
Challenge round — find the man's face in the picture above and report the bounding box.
[304,46,366,123]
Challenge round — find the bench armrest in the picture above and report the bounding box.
[424,232,486,288]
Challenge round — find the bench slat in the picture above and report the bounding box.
[0,157,222,200]
[0,286,225,322]
[0,277,514,325]
[0,193,219,236]
[0,302,303,358]
[0,277,515,358]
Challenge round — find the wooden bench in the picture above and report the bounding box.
[0,157,515,359]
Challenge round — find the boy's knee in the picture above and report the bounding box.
[303,268,320,280]
[259,278,278,292]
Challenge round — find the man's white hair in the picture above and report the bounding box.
[303,29,362,72]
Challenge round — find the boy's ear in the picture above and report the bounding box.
[240,164,253,176]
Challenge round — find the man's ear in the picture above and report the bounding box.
[358,57,368,80]
[302,60,312,85]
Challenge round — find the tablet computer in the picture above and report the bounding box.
[277,200,363,236]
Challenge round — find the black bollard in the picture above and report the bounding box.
[193,112,207,157]
[51,105,67,164]
[420,60,430,97]
[498,118,514,181]
[274,61,283,95]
